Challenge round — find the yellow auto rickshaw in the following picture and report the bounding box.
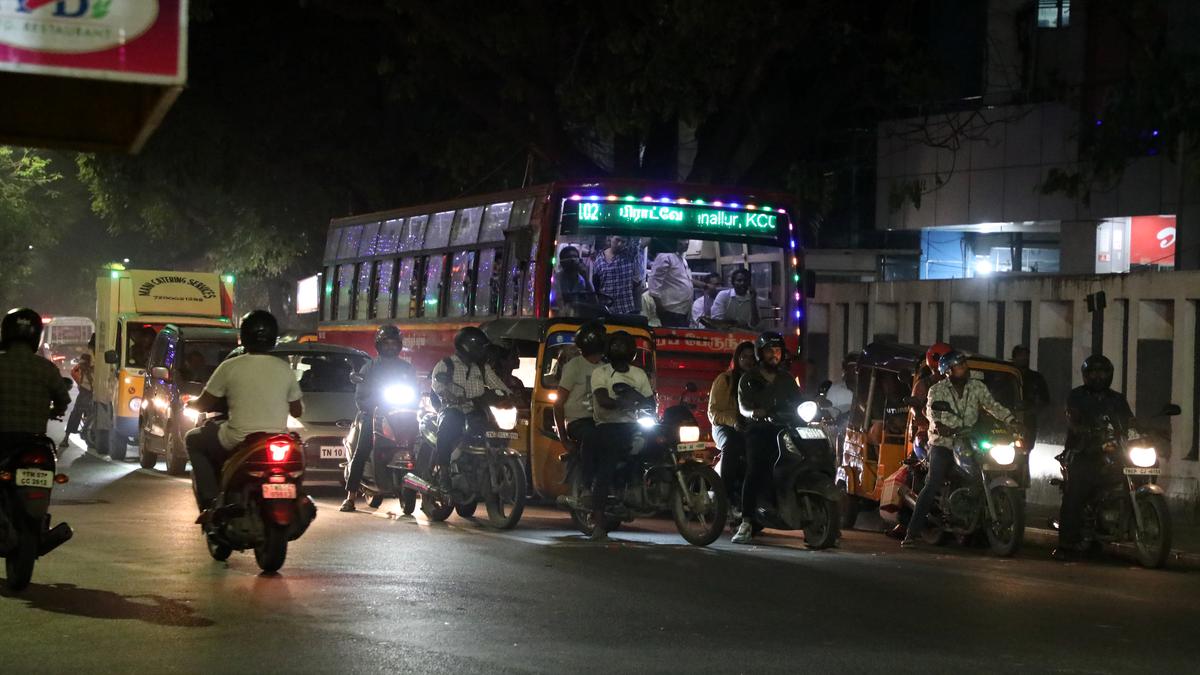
[480,318,655,500]
[837,343,1025,529]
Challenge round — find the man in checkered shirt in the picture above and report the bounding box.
[591,235,642,316]
[0,308,71,439]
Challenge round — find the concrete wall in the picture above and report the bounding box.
[808,271,1200,497]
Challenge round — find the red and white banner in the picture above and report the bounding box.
[1130,216,1176,267]
[0,0,185,84]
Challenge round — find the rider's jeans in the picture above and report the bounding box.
[907,444,953,539]
[345,411,375,493]
[1059,454,1105,548]
[566,418,597,484]
[592,423,636,509]
[742,424,778,522]
[713,424,746,506]
[185,422,229,511]
[418,408,468,484]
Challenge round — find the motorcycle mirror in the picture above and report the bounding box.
[817,380,832,396]
[349,372,364,385]
[104,349,118,365]
[1159,403,1182,417]
[930,401,952,413]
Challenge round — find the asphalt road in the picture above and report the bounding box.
[2,426,1198,674]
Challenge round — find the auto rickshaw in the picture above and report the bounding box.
[837,343,1025,529]
[479,317,657,500]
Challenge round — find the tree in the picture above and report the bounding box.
[0,146,65,307]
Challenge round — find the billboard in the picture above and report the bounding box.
[1129,216,1175,267]
[296,275,320,315]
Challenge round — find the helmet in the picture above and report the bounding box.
[454,326,490,363]
[754,331,786,362]
[0,308,43,351]
[938,350,968,376]
[1081,354,1114,391]
[606,331,636,366]
[486,342,515,369]
[375,324,403,358]
[926,342,953,371]
[574,321,607,357]
[239,310,279,353]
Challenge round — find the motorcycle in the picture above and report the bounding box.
[408,388,527,529]
[197,427,317,573]
[731,382,842,549]
[342,376,421,514]
[558,383,729,546]
[902,400,1026,556]
[0,432,73,591]
[1049,403,1180,568]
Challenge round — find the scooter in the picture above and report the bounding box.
[342,376,421,514]
[0,431,73,591]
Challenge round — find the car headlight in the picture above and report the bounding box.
[1129,446,1157,468]
[637,415,657,429]
[183,408,201,423]
[128,397,142,413]
[490,406,518,431]
[796,401,819,423]
[384,384,417,407]
[678,425,700,443]
[989,443,1016,466]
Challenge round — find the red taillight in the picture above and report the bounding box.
[267,440,291,462]
[18,450,50,465]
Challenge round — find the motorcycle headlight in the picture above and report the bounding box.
[1129,446,1157,468]
[383,384,417,407]
[678,425,700,443]
[637,415,657,429]
[989,443,1016,466]
[490,406,518,431]
[796,401,819,423]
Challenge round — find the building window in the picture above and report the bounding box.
[1037,0,1070,28]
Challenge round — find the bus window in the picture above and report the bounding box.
[447,250,477,318]
[394,257,417,318]
[400,215,426,252]
[324,229,342,261]
[337,225,363,259]
[422,254,446,317]
[503,230,531,316]
[354,262,373,319]
[480,202,511,243]
[358,221,381,257]
[450,206,484,247]
[335,264,355,321]
[374,259,396,319]
[509,198,534,230]
[378,218,403,255]
[474,247,500,316]
[323,265,335,321]
[520,225,541,316]
[424,211,453,249]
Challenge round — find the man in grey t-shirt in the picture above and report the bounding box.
[553,322,607,485]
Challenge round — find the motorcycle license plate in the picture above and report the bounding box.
[677,442,707,452]
[320,446,346,459]
[486,431,518,440]
[796,427,826,440]
[261,483,297,499]
[1123,467,1161,476]
[15,469,53,488]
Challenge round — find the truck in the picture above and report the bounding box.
[88,268,236,461]
[42,316,96,376]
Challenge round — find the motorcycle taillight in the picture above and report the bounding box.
[267,440,292,462]
[18,449,51,465]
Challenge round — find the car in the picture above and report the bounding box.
[138,324,240,474]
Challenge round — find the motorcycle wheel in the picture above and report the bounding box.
[137,428,157,469]
[420,465,454,522]
[455,501,478,518]
[567,465,620,535]
[836,479,860,530]
[400,489,417,515]
[1133,493,1172,569]
[670,463,728,547]
[206,532,232,562]
[166,434,189,476]
[4,517,38,592]
[254,524,288,573]
[983,486,1025,557]
[485,456,526,530]
[801,495,840,550]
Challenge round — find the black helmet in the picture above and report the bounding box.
[239,310,279,353]
[1081,354,1114,391]
[1,308,43,351]
[606,331,636,366]
[454,326,490,364]
[754,331,786,361]
[938,350,968,376]
[375,324,403,358]
[574,321,607,357]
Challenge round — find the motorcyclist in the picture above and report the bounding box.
[902,350,1016,549]
[733,331,801,545]
[486,342,526,396]
[0,308,71,444]
[1053,354,1134,561]
[341,324,415,512]
[553,321,606,491]
[186,310,303,517]
[589,330,653,542]
[909,342,953,460]
[423,327,511,496]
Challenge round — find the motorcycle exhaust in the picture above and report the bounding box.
[38,522,73,556]
[402,472,435,495]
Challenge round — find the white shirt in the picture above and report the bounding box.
[692,293,717,327]
[649,253,694,315]
[591,364,654,424]
[640,290,661,327]
[559,354,600,423]
[203,353,303,450]
[712,289,759,328]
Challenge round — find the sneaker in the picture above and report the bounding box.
[731,521,754,545]
[900,536,923,549]
[589,526,609,543]
[339,498,357,513]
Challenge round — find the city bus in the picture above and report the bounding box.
[316,180,806,450]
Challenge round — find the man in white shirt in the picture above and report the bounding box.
[553,321,607,487]
[186,311,303,514]
[691,272,721,327]
[708,268,761,330]
[649,239,697,328]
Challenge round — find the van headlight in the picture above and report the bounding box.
[384,384,417,407]
[678,425,700,443]
[1129,446,1157,468]
[989,443,1016,466]
[128,397,142,413]
[490,406,518,431]
[796,401,819,423]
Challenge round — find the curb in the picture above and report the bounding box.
[1025,527,1200,570]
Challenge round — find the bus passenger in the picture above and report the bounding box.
[692,272,721,327]
[709,341,757,515]
[648,238,696,328]
[553,321,606,491]
[708,268,761,330]
[553,245,595,316]
[591,235,640,316]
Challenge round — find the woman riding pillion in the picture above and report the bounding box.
[708,341,757,522]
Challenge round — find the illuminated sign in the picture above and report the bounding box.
[296,275,320,314]
[560,198,783,242]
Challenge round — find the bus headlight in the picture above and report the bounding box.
[1129,446,1157,468]
[128,397,143,413]
[796,401,819,423]
[383,384,417,407]
[490,406,518,431]
[678,425,700,443]
[989,443,1016,466]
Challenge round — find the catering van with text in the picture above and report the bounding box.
[88,269,235,461]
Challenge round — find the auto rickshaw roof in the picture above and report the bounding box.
[481,317,652,345]
[859,342,1017,374]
